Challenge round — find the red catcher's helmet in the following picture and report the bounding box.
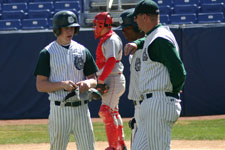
[93,12,113,39]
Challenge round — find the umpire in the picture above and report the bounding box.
[124,0,186,150]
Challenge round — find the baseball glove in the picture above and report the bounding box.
[96,83,109,95]
[89,88,102,100]
[128,117,136,129]
[64,88,80,101]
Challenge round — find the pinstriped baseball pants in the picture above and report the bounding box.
[48,101,95,150]
[132,93,181,150]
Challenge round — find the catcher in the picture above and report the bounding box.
[93,12,127,150]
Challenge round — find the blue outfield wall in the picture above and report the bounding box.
[0,24,225,119]
[181,24,225,116]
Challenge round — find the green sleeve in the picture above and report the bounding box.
[34,49,50,77]
[148,38,186,93]
[134,37,146,49]
[83,48,99,76]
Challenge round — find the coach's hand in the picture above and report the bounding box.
[124,42,137,56]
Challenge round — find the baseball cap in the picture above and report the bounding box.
[128,0,159,17]
[119,8,138,29]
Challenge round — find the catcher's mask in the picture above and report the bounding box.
[93,12,113,39]
[53,10,80,37]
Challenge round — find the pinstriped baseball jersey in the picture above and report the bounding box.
[139,26,179,94]
[128,49,142,101]
[128,51,143,148]
[34,39,98,150]
[46,40,88,101]
[132,25,185,150]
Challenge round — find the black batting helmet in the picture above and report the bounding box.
[119,8,140,33]
[53,10,80,36]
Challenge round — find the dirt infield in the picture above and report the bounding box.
[0,114,225,125]
[0,115,225,150]
[0,140,225,150]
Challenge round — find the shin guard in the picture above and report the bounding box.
[99,105,119,149]
[114,110,126,148]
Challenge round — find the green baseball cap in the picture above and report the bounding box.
[129,0,159,17]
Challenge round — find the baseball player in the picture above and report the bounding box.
[124,0,187,150]
[93,12,127,150]
[34,10,98,150]
[119,8,145,148]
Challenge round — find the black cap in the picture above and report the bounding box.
[119,8,138,29]
[128,0,159,17]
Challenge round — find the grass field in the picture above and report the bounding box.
[0,119,225,144]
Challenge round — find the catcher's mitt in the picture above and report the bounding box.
[96,83,109,95]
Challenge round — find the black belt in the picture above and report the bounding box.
[165,92,180,99]
[55,100,89,107]
[145,92,179,99]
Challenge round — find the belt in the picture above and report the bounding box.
[144,92,180,99]
[108,72,122,75]
[55,100,89,107]
[133,100,143,106]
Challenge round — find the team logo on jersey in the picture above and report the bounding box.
[135,57,141,71]
[74,55,84,70]
[142,48,148,61]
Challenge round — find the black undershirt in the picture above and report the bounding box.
[62,45,70,49]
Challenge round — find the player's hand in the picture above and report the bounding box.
[124,42,138,56]
[62,80,77,91]
[76,80,90,93]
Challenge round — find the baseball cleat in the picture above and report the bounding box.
[105,147,115,150]
[122,145,127,150]
[119,144,127,150]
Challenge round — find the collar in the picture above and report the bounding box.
[146,24,162,36]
